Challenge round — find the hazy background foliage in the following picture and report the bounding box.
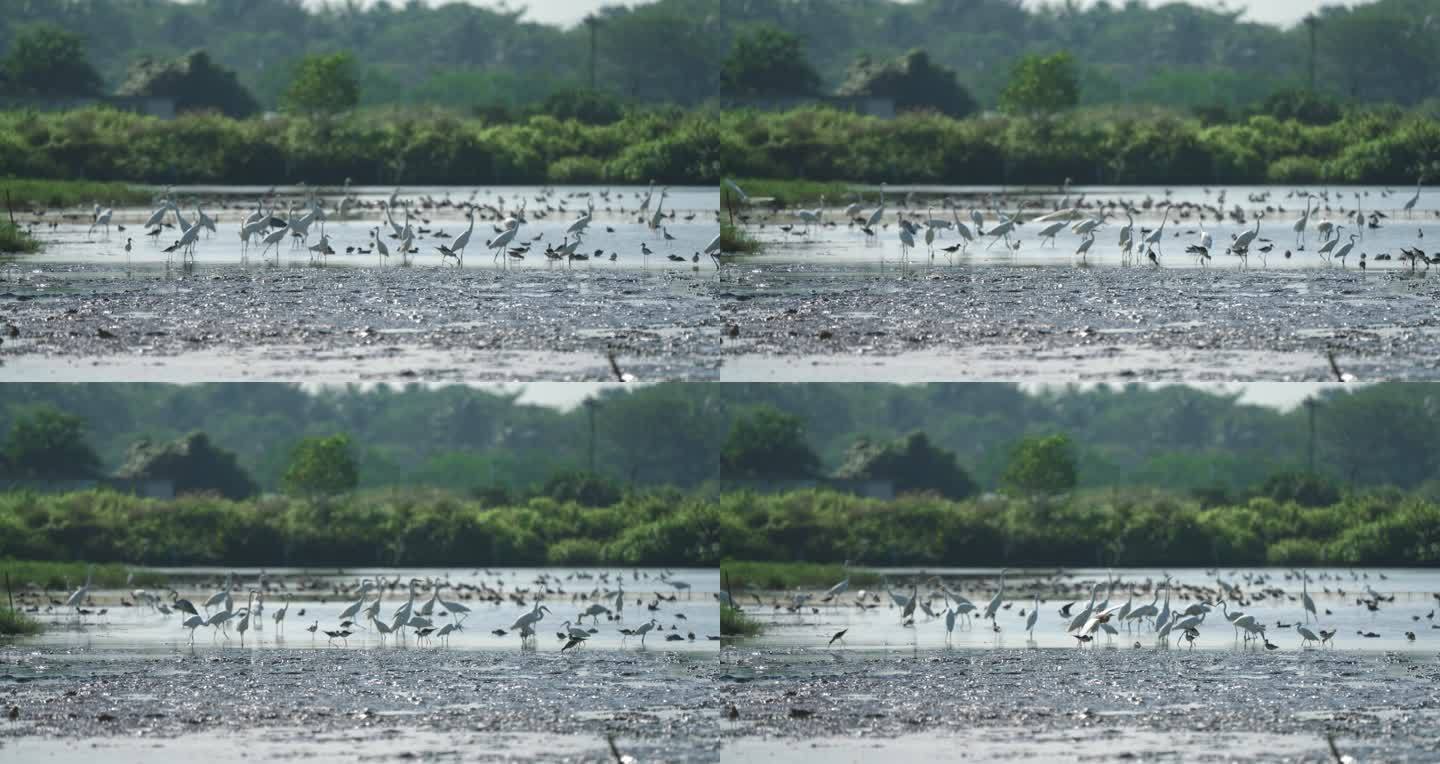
[1,0,1436,114]
[0,383,1436,500]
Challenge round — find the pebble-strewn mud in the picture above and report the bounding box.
[718,648,1440,761]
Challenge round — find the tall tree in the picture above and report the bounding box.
[283,53,360,115]
[2,406,101,479]
[720,406,820,480]
[720,25,821,97]
[282,434,359,499]
[0,23,103,96]
[999,52,1081,115]
[1001,434,1078,497]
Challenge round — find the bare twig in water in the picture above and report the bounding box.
[606,734,628,764]
[1326,350,1350,382]
[1326,734,1345,764]
[607,352,632,382]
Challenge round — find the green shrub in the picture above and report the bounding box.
[546,537,605,565]
[714,105,1440,184]
[0,487,722,566]
[0,607,42,636]
[720,605,762,637]
[0,221,39,254]
[1266,537,1326,565]
[546,156,606,184]
[1266,156,1326,184]
[0,107,720,185]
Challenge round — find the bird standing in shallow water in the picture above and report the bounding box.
[828,628,848,647]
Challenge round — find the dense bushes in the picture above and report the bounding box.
[718,106,1440,185]
[715,487,1440,567]
[0,107,721,185]
[3,485,1435,568]
[0,487,722,567]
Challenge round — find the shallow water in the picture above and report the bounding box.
[10,567,719,654]
[742,184,1438,271]
[728,567,1440,653]
[23,184,717,271]
[0,261,724,382]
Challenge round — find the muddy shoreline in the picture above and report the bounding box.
[0,264,723,381]
[717,264,1440,381]
[1,648,722,761]
[718,648,1440,761]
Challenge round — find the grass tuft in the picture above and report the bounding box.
[721,561,881,591]
[2,178,152,210]
[1,560,166,591]
[720,605,762,638]
[726,178,858,208]
[719,222,761,254]
[0,607,42,636]
[0,221,40,254]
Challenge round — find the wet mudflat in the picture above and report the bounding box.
[716,264,1440,381]
[0,648,721,762]
[717,648,1440,762]
[0,263,722,381]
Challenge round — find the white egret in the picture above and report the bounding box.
[64,565,94,617]
[824,561,851,602]
[983,569,1008,624]
[203,574,233,615]
[634,618,660,646]
[437,587,471,622]
[182,614,206,644]
[236,593,253,646]
[1144,207,1172,250]
[796,196,825,235]
[273,595,289,633]
[1068,583,1102,633]
[1293,195,1313,248]
[1332,234,1358,267]
[898,225,915,260]
[1233,216,1262,253]
[444,207,477,266]
[1403,179,1421,218]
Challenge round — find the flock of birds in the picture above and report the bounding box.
[728,565,1440,651]
[729,178,1436,271]
[15,567,717,650]
[38,183,724,271]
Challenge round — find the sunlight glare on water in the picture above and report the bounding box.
[742,184,1439,271]
[11,566,719,654]
[732,566,1440,653]
[23,185,718,272]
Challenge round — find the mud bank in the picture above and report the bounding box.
[717,265,1440,381]
[718,648,1440,761]
[0,264,722,381]
[1,648,721,761]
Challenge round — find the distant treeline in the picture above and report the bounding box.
[0,108,721,186]
[0,488,720,567]
[5,0,1436,114]
[1,383,1436,500]
[718,487,1440,568]
[720,107,1440,186]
